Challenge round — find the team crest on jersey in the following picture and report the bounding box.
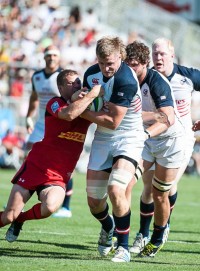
[143,89,148,96]
[180,78,187,85]
[51,101,59,113]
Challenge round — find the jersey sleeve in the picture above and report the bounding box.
[150,74,174,109]
[187,68,200,92]
[46,97,67,118]
[110,66,138,107]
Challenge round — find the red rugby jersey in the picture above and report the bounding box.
[26,96,91,181]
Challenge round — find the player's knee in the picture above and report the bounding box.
[152,176,174,193]
[87,196,106,213]
[86,184,108,200]
[108,168,133,190]
[45,206,55,216]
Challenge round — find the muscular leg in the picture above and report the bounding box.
[108,158,136,252]
[0,184,31,227]
[167,160,188,223]
[17,186,66,223]
[150,163,179,246]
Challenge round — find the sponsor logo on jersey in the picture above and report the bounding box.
[51,101,59,113]
[58,132,86,142]
[92,78,99,85]
[160,95,166,100]
[117,92,124,96]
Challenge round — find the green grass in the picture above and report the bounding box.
[0,169,200,271]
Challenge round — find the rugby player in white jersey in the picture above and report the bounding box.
[130,37,200,255]
[25,45,74,218]
[77,36,146,263]
[125,41,184,257]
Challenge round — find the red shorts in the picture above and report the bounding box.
[11,161,68,191]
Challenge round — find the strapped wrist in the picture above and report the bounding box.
[26,117,34,129]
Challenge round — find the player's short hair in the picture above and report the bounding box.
[126,41,150,67]
[96,36,126,60]
[57,69,78,87]
[152,37,175,54]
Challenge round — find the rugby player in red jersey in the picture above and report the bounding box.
[0,69,103,242]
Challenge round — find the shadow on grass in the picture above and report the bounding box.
[0,240,101,260]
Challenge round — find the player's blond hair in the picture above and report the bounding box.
[96,36,126,60]
[152,37,175,54]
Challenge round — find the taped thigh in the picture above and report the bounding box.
[86,178,108,199]
[108,168,133,190]
[152,176,174,192]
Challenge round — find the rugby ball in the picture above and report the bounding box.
[89,96,104,112]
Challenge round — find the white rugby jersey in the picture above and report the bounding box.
[83,62,144,134]
[141,68,183,138]
[167,63,200,130]
[31,68,62,131]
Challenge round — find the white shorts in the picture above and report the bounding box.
[27,121,44,144]
[148,131,195,170]
[88,130,145,171]
[142,135,184,168]
[183,130,196,164]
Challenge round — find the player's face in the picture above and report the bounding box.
[97,52,121,78]
[152,42,174,76]
[126,58,146,81]
[61,74,81,99]
[44,53,60,71]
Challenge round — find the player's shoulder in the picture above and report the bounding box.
[115,62,137,84]
[147,68,169,84]
[32,69,44,78]
[84,63,100,77]
[46,96,65,112]
[48,96,64,105]
[173,63,200,78]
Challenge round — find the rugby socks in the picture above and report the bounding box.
[62,178,73,210]
[113,211,131,250]
[92,203,113,232]
[139,200,154,237]
[16,203,46,223]
[0,212,4,227]
[168,192,178,224]
[151,223,167,246]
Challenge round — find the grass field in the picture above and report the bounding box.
[0,169,199,271]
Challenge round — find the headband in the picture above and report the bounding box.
[44,49,60,57]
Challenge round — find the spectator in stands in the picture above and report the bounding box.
[0,129,24,169]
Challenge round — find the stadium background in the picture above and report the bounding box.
[0,0,200,173]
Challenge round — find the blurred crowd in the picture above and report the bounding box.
[0,0,105,99]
